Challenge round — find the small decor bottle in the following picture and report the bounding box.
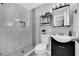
[69,31,72,36]
[42,29,46,35]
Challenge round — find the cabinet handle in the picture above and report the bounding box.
[59,46,64,48]
[59,46,61,47]
[62,46,64,48]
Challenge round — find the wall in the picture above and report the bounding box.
[35,3,73,44]
[73,4,79,37]
[30,9,36,46]
[35,3,55,44]
[35,3,79,56]
[72,3,79,56]
[18,3,43,10]
[0,3,32,55]
[18,3,44,46]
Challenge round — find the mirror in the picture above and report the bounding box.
[53,5,70,27]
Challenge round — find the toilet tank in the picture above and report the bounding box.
[41,35,50,44]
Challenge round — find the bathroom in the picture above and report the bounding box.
[0,3,79,56]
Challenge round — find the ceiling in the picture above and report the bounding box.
[18,3,44,10]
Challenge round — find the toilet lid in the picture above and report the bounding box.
[35,44,46,51]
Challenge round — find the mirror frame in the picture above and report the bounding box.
[52,4,71,27]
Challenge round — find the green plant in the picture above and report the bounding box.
[45,12,52,19]
[41,15,46,19]
[40,12,53,23]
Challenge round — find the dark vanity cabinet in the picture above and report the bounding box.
[51,37,75,56]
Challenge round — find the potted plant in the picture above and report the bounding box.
[40,14,47,23]
[40,12,53,24]
[45,12,53,23]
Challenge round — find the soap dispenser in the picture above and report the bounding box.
[69,31,72,36]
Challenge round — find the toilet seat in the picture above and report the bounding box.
[35,44,46,51]
[34,44,47,55]
[34,35,50,55]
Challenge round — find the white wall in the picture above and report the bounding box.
[18,3,43,10]
[73,4,79,37]
[35,3,54,44]
[34,3,79,56]
[35,3,72,44]
[73,3,79,56]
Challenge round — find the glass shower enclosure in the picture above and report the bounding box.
[0,3,33,56]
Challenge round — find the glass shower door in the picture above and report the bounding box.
[0,3,33,56]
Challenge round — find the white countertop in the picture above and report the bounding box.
[50,34,78,43]
[41,34,79,43]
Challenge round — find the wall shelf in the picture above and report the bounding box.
[53,25,71,27]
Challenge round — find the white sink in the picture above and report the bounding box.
[51,35,75,43]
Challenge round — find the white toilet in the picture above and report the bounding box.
[34,35,50,56]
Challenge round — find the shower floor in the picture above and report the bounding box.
[6,44,34,56]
